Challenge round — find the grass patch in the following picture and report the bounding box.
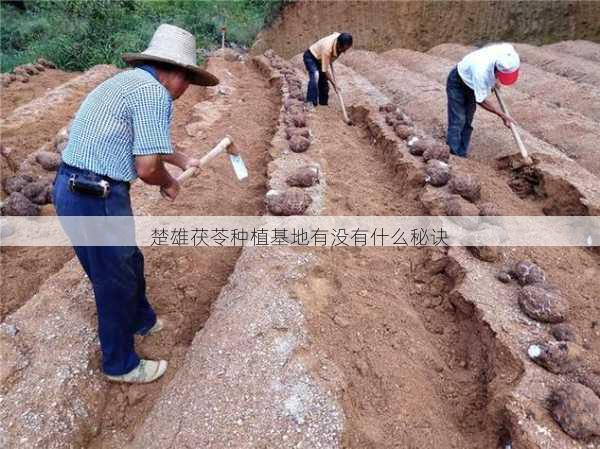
[1,0,283,72]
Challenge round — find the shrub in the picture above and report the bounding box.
[0,0,283,72]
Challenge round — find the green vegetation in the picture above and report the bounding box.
[0,0,283,72]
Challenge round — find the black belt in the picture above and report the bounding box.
[59,163,130,197]
[59,163,129,187]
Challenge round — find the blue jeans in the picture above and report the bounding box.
[446,67,477,157]
[303,49,329,106]
[53,163,156,375]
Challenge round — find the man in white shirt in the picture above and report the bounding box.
[446,43,520,157]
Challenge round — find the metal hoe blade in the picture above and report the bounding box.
[229,154,248,181]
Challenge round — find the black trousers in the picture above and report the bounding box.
[303,49,329,106]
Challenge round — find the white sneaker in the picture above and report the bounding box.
[105,359,167,384]
[144,318,164,336]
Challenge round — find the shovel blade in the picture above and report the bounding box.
[229,154,248,181]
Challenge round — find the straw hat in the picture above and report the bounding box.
[123,24,219,86]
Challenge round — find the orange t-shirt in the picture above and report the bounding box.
[309,32,340,73]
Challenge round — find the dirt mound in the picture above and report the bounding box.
[252,1,600,58]
[544,40,600,63]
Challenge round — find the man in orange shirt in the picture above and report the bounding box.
[303,32,353,108]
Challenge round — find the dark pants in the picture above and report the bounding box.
[53,163,156,375]
[303,49,329,106]
[446,67,477,157]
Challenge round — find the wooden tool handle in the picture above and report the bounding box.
[335,88,351,124]
[177,136,232,183]
[494,89,532,164]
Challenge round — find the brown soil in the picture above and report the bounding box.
[87,55,280,449]
[0,69,76,120]
[544,40,600,63]
[253,0,600,58]
[0,246,74,320]
[1,68,117,321]
[2,39,600,449]
[514,42,600,87]
[300,106,501,447]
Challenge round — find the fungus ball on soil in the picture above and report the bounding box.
[445,195,480,230]
[286,166,319,187]
[448,174,481,202]
[385,115,400,127]
[288,87,304,101]
[408,138,426,156]
[446,195,480,217]
[1,192,41,216]
[422,143,450,163]
[283,98,303,111]
[3,174,34,194]
[478,202,499,217]
[425,160,450,187]
[285,112,307,128]
[266,188,312,216]
[551,323,579,343]
[35,151,61,171]
[379,103,397,113]
[289,135,310,153]
[468,246,501,263]
[496,271,512,283]
[394,124,413,140]
[549,383,600,441]
[21,180,52,205]
[287,79,302,90]
[54,127,70,153]
[286,104,304,117]
[518,283,569,323]
[528,340,583,374]
[285,127,310,140]
[513,260,546,286]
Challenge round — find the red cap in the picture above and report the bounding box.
[496,68,519,86]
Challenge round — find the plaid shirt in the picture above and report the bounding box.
[62,68,174,182]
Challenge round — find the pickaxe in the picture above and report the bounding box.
[177,136,248,184]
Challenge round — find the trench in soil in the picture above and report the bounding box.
[86,57,280,448]
[292,106,513,448]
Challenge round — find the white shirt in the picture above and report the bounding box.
[457,44,515,103]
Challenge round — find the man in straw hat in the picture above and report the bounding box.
[53,24,218,383]
[446,43,520,157]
